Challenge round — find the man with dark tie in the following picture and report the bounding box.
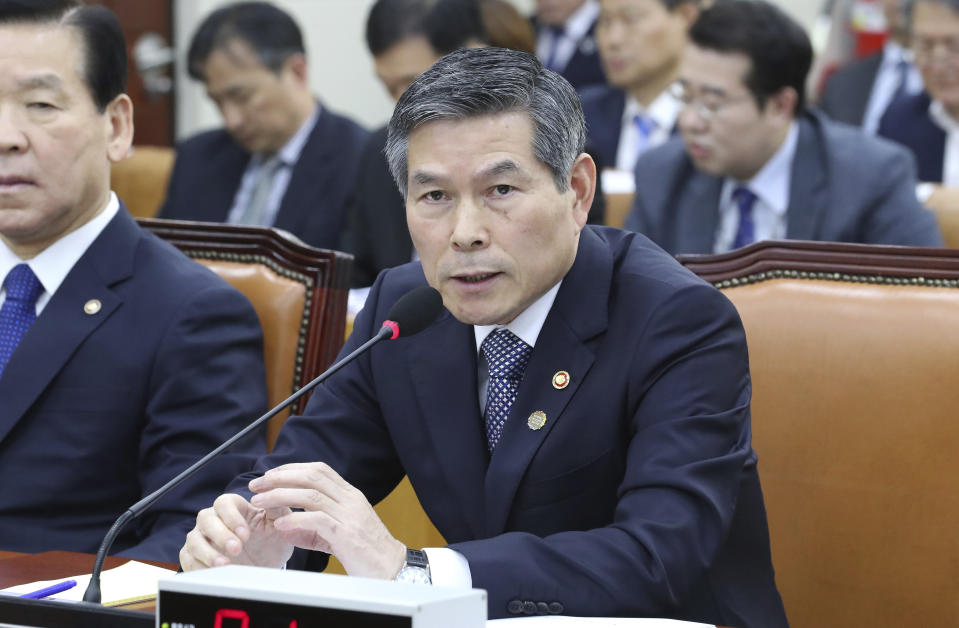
[181,46,788,627]
[626,0,942,255]
[159,2,368,250]
[0,0,266,561]
[533,0,607,91]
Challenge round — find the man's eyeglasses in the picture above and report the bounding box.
[914,36,959,62]
[668,82,755,121]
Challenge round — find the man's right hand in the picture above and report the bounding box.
[179,493,295,571]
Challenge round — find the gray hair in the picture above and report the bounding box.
[385,46,586,198]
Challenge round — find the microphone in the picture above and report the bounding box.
[82,285,443,603]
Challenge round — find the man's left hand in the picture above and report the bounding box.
[248,462,407,579]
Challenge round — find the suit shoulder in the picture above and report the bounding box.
[175,128,238,156]
[818,114,914,169]
[635,137,688,182]
[594,226,712,293]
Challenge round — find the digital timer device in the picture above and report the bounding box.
[156,565,486,628]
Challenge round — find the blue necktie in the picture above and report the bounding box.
[481,328,532,451]
[0,264,43,377]
[731,187,758,250]
[634,113,656,157]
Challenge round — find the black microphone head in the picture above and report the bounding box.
[383,286,443,338]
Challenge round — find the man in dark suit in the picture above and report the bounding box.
[159,2,368,250]
[0,2,267,562]
[819,0,923,132]
[181,47,787,627]
[533,0,607,91]
[626,0,942,255]
[581,0,696,172]
[879,0,959,202]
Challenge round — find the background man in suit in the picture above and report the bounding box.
[159,2,368,250]
[341,0,439,290]
[819,0,923,132]
[0,0,267,561]
[181,47,787,627]
[879,0,959,217]
[581,0,697,173]
[626,0,942,255]
[533,0,607,91]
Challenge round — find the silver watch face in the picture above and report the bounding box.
[395,565,431,585]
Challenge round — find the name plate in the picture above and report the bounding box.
[157,565,486,628]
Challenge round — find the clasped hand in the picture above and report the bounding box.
[180,462,406,579]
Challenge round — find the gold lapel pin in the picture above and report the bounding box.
[83,299,102,315]
[552,370,570,390]
[527,410,547,431]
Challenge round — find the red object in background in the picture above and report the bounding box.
[856,30,888,57]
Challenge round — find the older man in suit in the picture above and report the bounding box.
[626,0,942,255]
[0,1,266,561]
[159,2,368,250]
[181,47,787,627]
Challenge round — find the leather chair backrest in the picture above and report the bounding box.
[931,203,959,248]
[681,241,959,628]
[139,218,350,449]
[112,146,174,219]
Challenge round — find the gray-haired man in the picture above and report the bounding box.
[180,47,787,627]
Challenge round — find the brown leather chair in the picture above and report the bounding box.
[138,218,350,449]
[112,146,175,219]
[680,241,959,628]
[930,202,959,248]
[140,218,445,567]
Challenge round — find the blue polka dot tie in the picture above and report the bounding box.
[731,186,758,250]
[0,264,43,377]
[481,328,532,451]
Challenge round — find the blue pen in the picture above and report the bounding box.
[18,579,77,599]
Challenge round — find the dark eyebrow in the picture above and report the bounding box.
[17,74,65,92]
[411,171,442,187]
[478,160,522,180]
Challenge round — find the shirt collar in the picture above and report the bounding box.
[474,281,563,353]
[882,40,912,66]
[0,192,119,298]
[622,90,682,133]
[929,99,959,133]
[563,0,600,39]
[723,121,798,216]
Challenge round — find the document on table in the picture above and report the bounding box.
[0,560,176,606]
[488,618,712,627]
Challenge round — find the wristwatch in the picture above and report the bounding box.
[393,548,431,584]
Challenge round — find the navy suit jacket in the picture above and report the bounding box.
[0,208,267,561]
[878,91,946,183]
[626,110,943,254]
[159,106,369,250]
[818,52,883,126]
[238,227,788,626]
[533,17,606,92]
[581,85,625,169]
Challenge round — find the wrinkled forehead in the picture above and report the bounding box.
[0,22,87,91]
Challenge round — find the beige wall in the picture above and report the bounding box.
[173,0,824,140]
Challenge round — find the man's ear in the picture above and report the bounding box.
[284,53,309,85]
[568,152,597,231]
[104,94,134,163]
[765,86,798,122]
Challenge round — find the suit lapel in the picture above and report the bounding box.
[484,228,611,534]
[274,108,337,235]
[786,115,829,241]
[675,171,722,254]
[407,311,489,540]
[0,209,137,442]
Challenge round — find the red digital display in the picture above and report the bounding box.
[213,608,296,627]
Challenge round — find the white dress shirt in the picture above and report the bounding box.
[226,103,321,227]
[714,123,799,254]
[535,0,600,73]
[422,281,562,588]
[928,100,959,186]
[0,192,119,312]
[862,41,923,134]
[616,91,682,172]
